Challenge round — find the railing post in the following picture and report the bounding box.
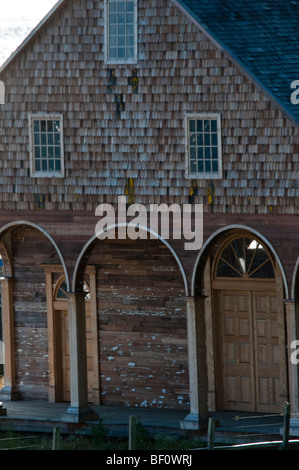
[52,426,61,450]
[129,415,136,450]
[207,417,215,449]
[281,402,290,449]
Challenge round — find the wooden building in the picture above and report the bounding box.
[0,0,298,429]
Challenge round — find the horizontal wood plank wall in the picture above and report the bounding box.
[88,237,189,409]
[11,226,62,400]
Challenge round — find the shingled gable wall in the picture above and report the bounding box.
[0,0,298,410]
[0,0,298,214]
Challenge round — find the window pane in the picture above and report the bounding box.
[212,133,218,146]
[211,119,217,132]
[109,2,117,13]
[188,116,221,176]
[190,161,197,173]
[110,24,117,35]
[196,120,203,132]
[118,34,125,46]
[204,120,210,132]
[118,12,126,23]
[118,2,126,13]
[42,159,48,171]
[212,160,218,172]
[190,133,196,146]
[54,133,61,145]
[204,133,210,145]
[198,147,203,159]
[190,147,196,158]
[197,133,203,146]
[107,0,136,61]
[118,24,125,35]
[109,13,117,23]
[31,117,63,175]
[198,159,204,172]
[212,146,218,158]
[126,1,134,12]
[126,12,134,23]
[205,160,211,172]
[189,120,195,132]
[127,35,134,47]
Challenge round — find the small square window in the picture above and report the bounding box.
[186,114,222,179]
[105,0,137,64]
[29,114,64,178]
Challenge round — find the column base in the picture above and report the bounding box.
[180,412,209,431]
[0,386,21,402]
[287,417,299,436]
[61,405,99,423]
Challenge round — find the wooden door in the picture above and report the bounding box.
[253,291,285,413]
[221,290,256,411]
[219,289,286,412]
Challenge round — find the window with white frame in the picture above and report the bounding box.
[186,114,222,179]
[29,114,64,177]
[105,0,137,63]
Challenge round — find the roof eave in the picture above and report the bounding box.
[0,0,68,76]
[172,0,299,128]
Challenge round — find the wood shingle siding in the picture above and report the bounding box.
[0,0,298,215]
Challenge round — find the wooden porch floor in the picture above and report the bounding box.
[0,401,287,442]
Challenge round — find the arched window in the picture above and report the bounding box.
[55,278,90,300]
[216,237,275,279]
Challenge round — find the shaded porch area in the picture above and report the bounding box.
[0,401,288,444]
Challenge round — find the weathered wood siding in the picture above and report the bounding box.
[88,237,188,409]
[11,226,61,400]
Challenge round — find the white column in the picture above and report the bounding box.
[0,278,20,402]
[286,299,299,434]
[181,296,209,430]
[61,292,98,422]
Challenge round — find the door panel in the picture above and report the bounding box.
[253,291,284,412]
[221,291,255,411]
[219,288,286,413]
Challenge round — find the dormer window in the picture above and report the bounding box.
[105,0,137,64]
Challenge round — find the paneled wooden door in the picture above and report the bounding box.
[219,288,286,413]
